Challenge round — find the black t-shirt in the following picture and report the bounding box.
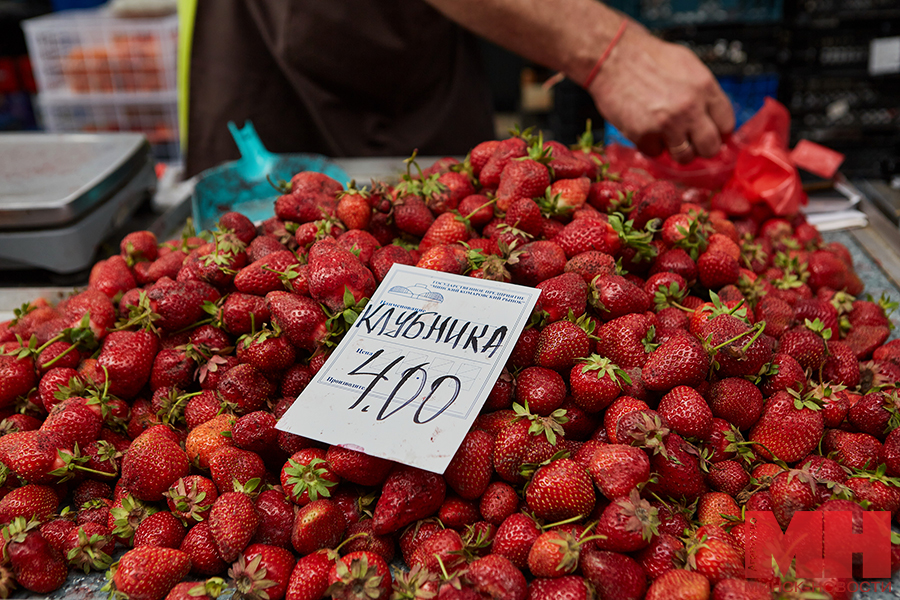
[186,0,495,176]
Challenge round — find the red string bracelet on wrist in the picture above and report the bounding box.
[582,19,628,88]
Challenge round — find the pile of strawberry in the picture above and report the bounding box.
[1,125,900,600]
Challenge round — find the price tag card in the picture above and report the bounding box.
[276,264,541,474]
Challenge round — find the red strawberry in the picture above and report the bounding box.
[0,430,69,484]
[479,482,520,526]
[711,579,771,599]
[508,241,567,287]
[630,181,680,229]
[327,550,392,600]
[307,239,376,312]
[589,444,650,499]
[648,433,708,501]
[62,522,115,572]
[4,518,68,594]
[554,218,621,259]
[493,404,565,484]
[464,554,527,600]
[234,250,300,296]
[336,187,373,231]
[120,431,191,502]
[418,212,472,253]
[568,355,627,412]
[444,429,494,500]
[133,510,186,549]
[594,489,659,552]
[657,385,713,439]
[394,194,435,237]
[480,137,528,188]
[221,293,270,335]
[266,291,329,351]
[179,521,227,576]
[706,377,763,431]
[273,172,341,223]
[165,475,218,524]
[97,328,158,399]
[280,447,340,506]
[526,458,595,522]
[528,575,593,600]
[496,158,551,211]
[749,391,824,463]
[684,525,744,586]
[89,255,136,300]
[230,543,296,600]
[372,466,446,535]
[284,549,334,600]
[595,314,655,370]
[697,251,740,289]
[527,529,595,578]
[291,499,347,555]
[580,548,648,600]
[515,366,567,416]
[645,569,709,600]
[492,512,541,568]
[120,230,158,264]
[642,332,709,392]
[209,489,259,562]
[637,533,684,580]
[0,483,58,524]
[108,546,192,600]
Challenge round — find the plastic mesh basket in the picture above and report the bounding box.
[22,9,177,95]
[37,91,179,162]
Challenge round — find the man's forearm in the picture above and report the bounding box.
[422,0,632,86]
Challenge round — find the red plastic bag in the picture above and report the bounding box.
[726,130,805,216]
[641,97,791,190]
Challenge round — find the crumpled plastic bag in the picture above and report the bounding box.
[605,97,844,217]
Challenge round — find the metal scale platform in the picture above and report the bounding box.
[0,132,156,274]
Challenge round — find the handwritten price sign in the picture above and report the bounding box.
[276,264,541,473]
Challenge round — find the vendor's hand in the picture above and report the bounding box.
[587,24,735,163]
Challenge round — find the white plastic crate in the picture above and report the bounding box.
[23,9,177,95]
[37,91,179,162]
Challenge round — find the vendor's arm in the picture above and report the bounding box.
[422,0,735,162]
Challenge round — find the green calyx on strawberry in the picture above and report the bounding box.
[803,318,833,342]
[394,150,448,201]
[262,262,304,293]
[786,387,824,412]
[201,229,247,272]
[571,118,603,156]
[706,291,750,323]
[653,282,690,312]
[739,239,766,269]
[520,449,571,480]
[164,478,213,523]
[608,213,657,263]
[577,354,631,387]
[4,313,98,368]
[66,528,114,573]
[722,425,757,467]
[323,287,369,345]
[544,526,607,574]
[851,462,900,490]
[521,130,553,165]
[49,443,118,483]
[773,252,809,280]
[325,554,384,598]
[155,387,200,428]
[704,320,766,372]
[512,401,568,446]
[392,564,440,600]
[1,516,40,547]
[283,457,338,503]
[736,272,767,307]
[9,301,36,327]
[623,411,670,458]
[336,179,371,202]
[830,290,856,316]
[536,186,572,219]
[110,495,158,543]
[228,553,278,600]
[671,218,711,261]
[114,291,161,333]
[616,489,661,543]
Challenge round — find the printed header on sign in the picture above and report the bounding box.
[276,264,542,474]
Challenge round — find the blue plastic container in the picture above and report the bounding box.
[52,0,107,11]
[192,121,351,231]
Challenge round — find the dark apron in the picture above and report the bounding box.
[186,0,495,177]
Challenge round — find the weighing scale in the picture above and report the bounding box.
[0,132,156,274]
